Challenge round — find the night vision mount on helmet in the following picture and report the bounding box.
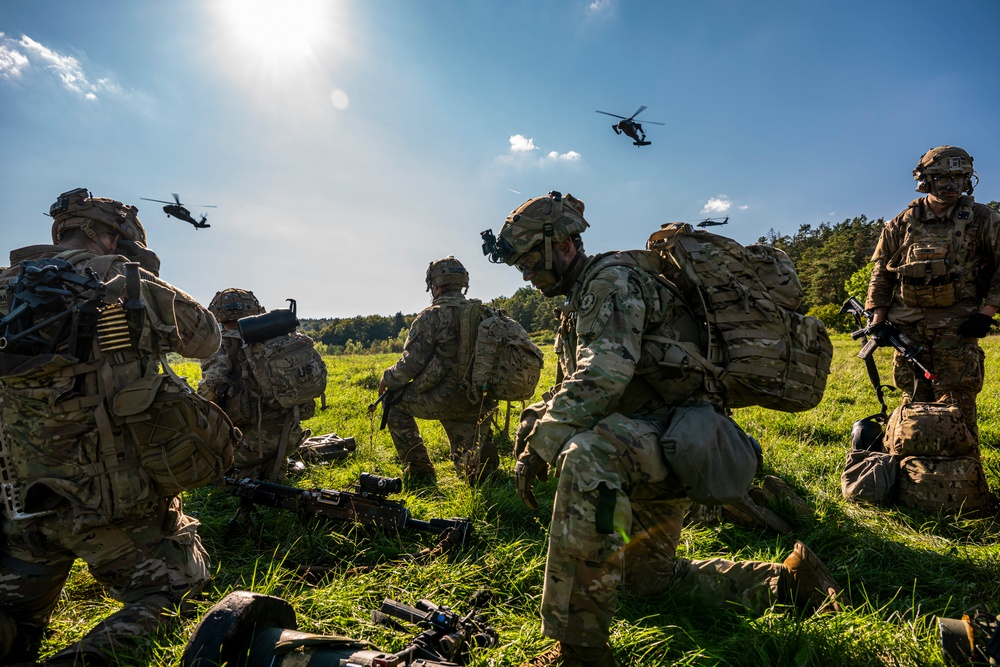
[481,191,588,271]
[913,145,978,195]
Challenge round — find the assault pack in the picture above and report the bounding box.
[0,256,237,520]
[645,222,833,412]
[236,300,327,411]
[458,301,544,402]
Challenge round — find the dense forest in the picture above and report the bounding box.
[301,202,1000,350]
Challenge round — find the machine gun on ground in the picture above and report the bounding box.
[182,590,496,667]
[225,473,472,542]
[373,596,498,666]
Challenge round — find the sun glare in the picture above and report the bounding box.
[216,0,340,64]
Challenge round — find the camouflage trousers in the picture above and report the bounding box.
[233,415,308,482]
[892,320,985,441]
[541,413,785,646]
[386,400,498,484]
[0,495,209,662]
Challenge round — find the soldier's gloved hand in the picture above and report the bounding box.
[957,313,996,338]
[868,321,892,347]
[513,449,548,510]
[514,411,539,459]
[117,238,161,277]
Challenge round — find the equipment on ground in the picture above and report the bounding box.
[182,589,496,667]
[595,106,664,146]
[225,473,472,540]
[140,193,215,229]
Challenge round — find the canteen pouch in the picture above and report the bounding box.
[658,401,760,505]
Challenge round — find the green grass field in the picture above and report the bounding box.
[39,335,1000,666]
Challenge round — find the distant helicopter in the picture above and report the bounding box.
[140,193,215,229]
[697,217,730,228]
[595,106,664,146]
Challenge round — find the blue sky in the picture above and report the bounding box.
[2,0,998,318]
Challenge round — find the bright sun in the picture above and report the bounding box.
[216,0,338,63]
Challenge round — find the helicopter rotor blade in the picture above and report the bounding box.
[640,120,666,125]
[172,193,181,204]
[140,198,174,205]
[195,205,218,208]
[595,110,628,120]
[627,105,648,121]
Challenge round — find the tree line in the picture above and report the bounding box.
[301,201,999,350]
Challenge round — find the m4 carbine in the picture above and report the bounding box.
[840,296,937,381]
[225,473,472,541]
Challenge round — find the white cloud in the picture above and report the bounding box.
[588,0,614,13]
[701,196,732,214]
[0,33,29,78]
[544,150,581,162]
[509,134,537,153]
[739,205,748,211]
[0,33,121,100]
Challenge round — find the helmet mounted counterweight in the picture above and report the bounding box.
[49,187,148,246]
[425,256,469,293]
[208,288,266,324]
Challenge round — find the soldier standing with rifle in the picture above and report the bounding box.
[866,146,1000,441]
[0,189,220,666]
[378,257,498,486]
[483,191,840,667]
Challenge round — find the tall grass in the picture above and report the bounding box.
[37,337,1000,665]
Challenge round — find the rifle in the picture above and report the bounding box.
[373,597,498,666]
[225,473,472,540]
[368,385,407,430]
[840,297,937,381]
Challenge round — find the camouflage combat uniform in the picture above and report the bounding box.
[198,329,313,482]
[866,195,1000,439]
[381,292,498,483]
[0,243,219,662]
[527,253,787,647]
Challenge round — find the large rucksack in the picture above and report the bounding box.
[243,331,327,410]
[458,301,544,402]
[646,222,833,412]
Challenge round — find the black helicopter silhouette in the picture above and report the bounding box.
[595,106,665,146]
[697,217,729,228]
[140,194,216,229]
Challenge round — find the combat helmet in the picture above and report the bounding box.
[481,191,588,271]
[50,187,148,245]
[914,146,977,194]
[425,256,469,293]
[209,288,266,323]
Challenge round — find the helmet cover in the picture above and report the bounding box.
[425,256,469,292]
[209,288,266,323]
[484,191,588,270]
[913,146,976,194]
[50,188,148,246]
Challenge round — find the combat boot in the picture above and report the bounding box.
[521,641,619,667]
[761,475,813,522]
[722,492,793,535]
[781,540,842,613]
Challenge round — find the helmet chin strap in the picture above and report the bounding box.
[549,248,584,295]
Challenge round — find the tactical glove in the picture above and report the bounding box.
[957,313,996,338]
[513,449,548,510]
[514,410,540,459]
[117,238,161,277]
[868,321,892,347]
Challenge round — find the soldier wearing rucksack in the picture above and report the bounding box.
[0,189,222,666]
[199,288,325,482]
[483,191,840,667]
[378,257,500,485]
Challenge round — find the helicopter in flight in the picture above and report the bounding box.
[697,217,730,228]
[139,193,216,229]
[595,106,665,146]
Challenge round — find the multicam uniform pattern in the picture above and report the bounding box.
[0,243,219,662]
[866,195,1000,439]
[381,292,498,483]
[525,253,787,647]
[198,329,313,482]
